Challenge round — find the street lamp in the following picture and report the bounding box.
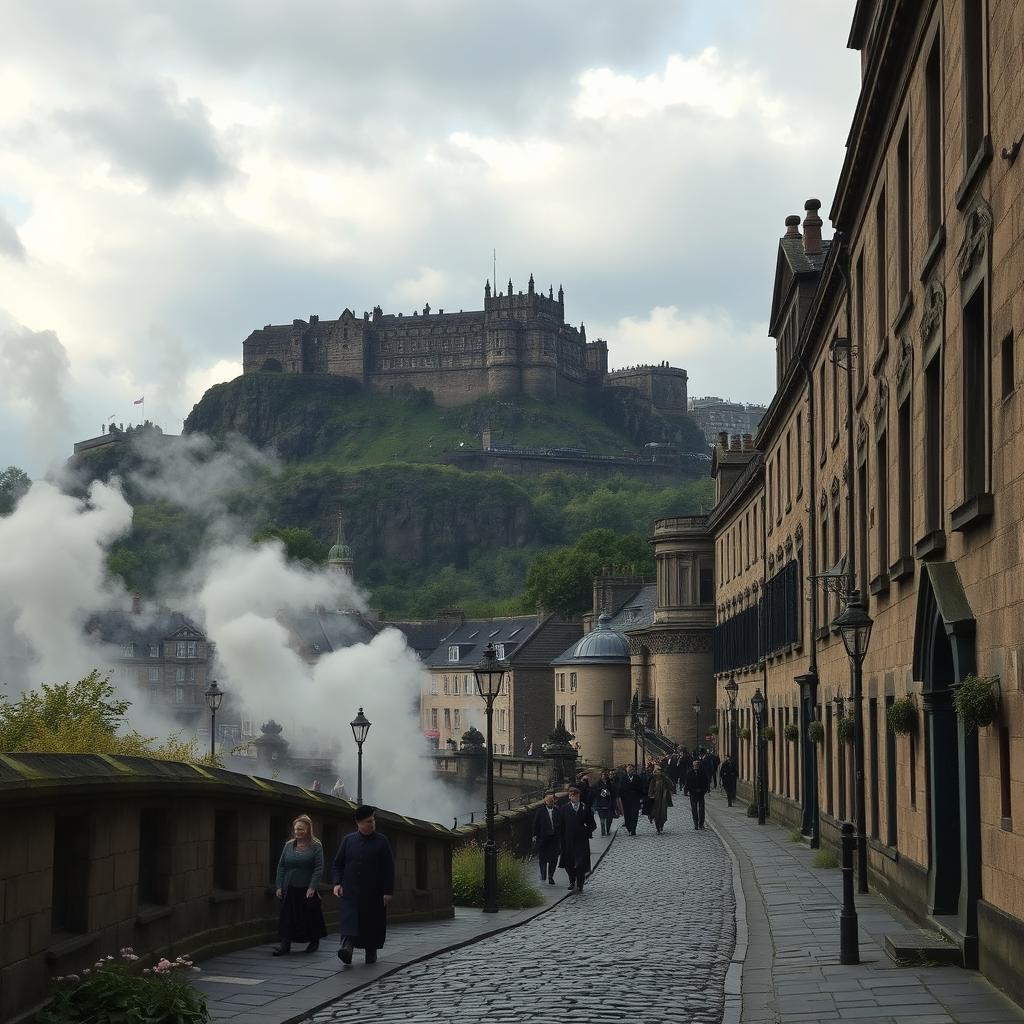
[833,589,874,894]
[350,707,371,805]
[204,680,223,762]
[693,696,702,749]
[725,674,739,771]
[751,688,767,825]
[636,705,649,766]
[474,642,507,914]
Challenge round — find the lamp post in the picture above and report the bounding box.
[751,688,767,825]
[350,707,371,805]
[474,642,507,914]
[204,680,223,762]
[693,696,702,749]
[725,674,739,771]
[636,706,649,767]
[833,589,874,895]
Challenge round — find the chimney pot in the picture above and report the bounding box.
[802,198,823,255]
[730,434,742,451]
[784,215,801,238]
[718,431,729,448]
[742,433,754,451]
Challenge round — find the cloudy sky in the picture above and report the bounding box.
[0,1,861,475]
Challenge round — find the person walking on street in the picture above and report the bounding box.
[593,770,617,836]
[684,758,710,829]
[703,750,720,789]
[576,771,592,809]
[618,764,644,836]
[273,815,328,956]
[532,789,561,884]
[559,784,596,893]
[332,806,395,966]
[719,754,738,807]
[646,763,676,834]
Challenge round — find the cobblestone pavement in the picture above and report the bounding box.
[309,808,735,1024]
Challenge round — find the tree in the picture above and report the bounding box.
[252,525,328,565]
[0,465,30,514]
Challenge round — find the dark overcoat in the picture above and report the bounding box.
[558,800,596,875]
[617,772,645,812]
[532,803,561,856]
[332,831,395,950]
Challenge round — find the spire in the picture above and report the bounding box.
[548,284,554,299]
[327,509,354,579]
[557,284,564,303]
[507,278,513,297]
[580,322,586,341]
[528,273,535,295]
[485,278,491,298]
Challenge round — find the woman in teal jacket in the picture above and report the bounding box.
[273,815,327,955]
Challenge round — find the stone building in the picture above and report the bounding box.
[709,0,1024,1000]
[241,277,689,412]
[688,396,768,444]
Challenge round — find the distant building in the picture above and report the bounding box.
[688,396,767,445]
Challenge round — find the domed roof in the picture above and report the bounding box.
[553,613,630,665]
[328,541,353,562]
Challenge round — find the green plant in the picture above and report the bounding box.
[40,949,207,1023]
[813,849,839,869]
[762,725,776,741]
[953,674,1000,732]
[746,802,758,817]
[807,720,825,744]
[784,723,800,742]
[887,696,917,735]
[789,830,804,843]
[739,727,752,740]
[837,716,856,744]
[708,724,719,735]
[451,843,543,909]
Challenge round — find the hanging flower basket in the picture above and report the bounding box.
[708,724,720,735]
[739,726,752,740]
[953,674,1001,732]
[762,725,776,741]
[886,696,917,735]
[807,720,825,744]
[784,722,801,742]
[837,717,856,744]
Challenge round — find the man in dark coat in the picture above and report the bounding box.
[558,784,596,892]
[332,806,395,965]
[617,764,645,836]
[719,754,738,806]
[703,749,720,788]
[531,790,561,885]
[684,759,710,830]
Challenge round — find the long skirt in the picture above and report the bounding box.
[279,886,328,943]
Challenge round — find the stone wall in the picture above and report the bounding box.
[0,754,455,1023]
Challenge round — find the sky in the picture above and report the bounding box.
[0,1,862,476]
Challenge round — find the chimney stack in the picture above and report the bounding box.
[730,434,742,451]
[742,433,754,451]
[802,199,823,255]
[784,214,801,239]
[718,431,729,449]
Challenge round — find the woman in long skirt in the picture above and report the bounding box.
[273,815,328,955]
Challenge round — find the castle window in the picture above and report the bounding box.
[448,645,460,662]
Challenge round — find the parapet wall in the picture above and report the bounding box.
[0,754,454,1023]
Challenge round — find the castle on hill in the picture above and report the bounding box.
[242,276,688,412]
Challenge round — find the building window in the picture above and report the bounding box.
[924,353,944,532]
[558,673,565,693]
[820,509,829,628]
[1002,332,1015,399]
[448,645,459,662]
[175,667,185,683]
[831,498,841,622]
[753,503,758,559]
[855,254,866,392]
[925,33,943,240]
[174,687,184,704]
[876,189,887,342]
[869,698,880,838]
[785,430,792,507]
[453,709,460,730]
[885,695,898,846]
[831,359,838,439]
[897,397,912,559]
[464,674,471,693]
[962,0,988,164]
[876,432,889,582]
[897,121,911,299]
[570,704,577,732]
[795,413,803,495]
[430,677,438,695]
[768,462,774,527]
[494,643,505,659]
[187,641,197,658]
[858,461,869,592]
[120,642,135,658]
[999,725,1012,824]
[444,708,451,730]
[149,643,160,658]
[443,676,450,695]
[431,708,438,729]
[175,642,187,658]
[819,361,827,449]
[775,451,782,522]
[963,287,990,499]
[148,668,159,684]
[452,676,459,696]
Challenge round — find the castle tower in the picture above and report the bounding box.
[327,510,354,580]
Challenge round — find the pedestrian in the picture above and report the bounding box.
[719,754,738,807]
[532,789,561,885]
[273,815,327,956]
[646,764,675,834]
[702,750,719,789]
[558,783,596,893]
[593,769,617,836]
[331,778,348,800]
[332,806,394,966]
[576,771,592,809]
[708,749,720,788]
[684,757,710,830]
[617,764,644,836]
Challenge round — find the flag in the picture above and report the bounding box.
[133,396,144,405]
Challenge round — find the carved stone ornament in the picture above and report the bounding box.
[842,460,850,484]
[831,476,840,499]
[776,545,784,563]
[957,199,993,281]
[873,376,889,423]
[856,415,868,452]
[820,489,828,511]
[918,280,945,343]
[768,553,776,572]
[784,535,794,554]
[751,579,760,593]
[636,630,713,655]
[794,522,804,545]
[895,336,913,391]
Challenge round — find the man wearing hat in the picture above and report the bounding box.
[558,784,596,893]
[332,806,395,965]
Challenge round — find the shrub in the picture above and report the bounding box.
[708,724,719,735]
[837,717,856,744]
[39,949,207,1024]
[813,849,839,869]
[762,725,776,742]
[887,696,917,735]
[953,674,1000,732]
[746,802,759,817]
[739,727,752,740]
[789,830,804,843]
[451,843,543,909]
[807,720,825,744]
[784,723,800,742]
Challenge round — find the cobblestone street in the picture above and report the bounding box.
[309,809,735,1024]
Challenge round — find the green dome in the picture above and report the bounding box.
[328,541,352,561]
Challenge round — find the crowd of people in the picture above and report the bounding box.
[531,746,739,893]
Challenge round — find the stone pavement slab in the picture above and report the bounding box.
[707,796,1024,1024]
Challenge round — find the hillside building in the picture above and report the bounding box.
[688,396,768,444]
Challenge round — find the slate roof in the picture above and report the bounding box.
[780,237,832,276]
[552,615,630,665]
[423,615,543,668]
[609,584,657,631]
[383,620,462,658]
[515,618,584,665]
[278,608,379,658]
[86,609,207,646]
